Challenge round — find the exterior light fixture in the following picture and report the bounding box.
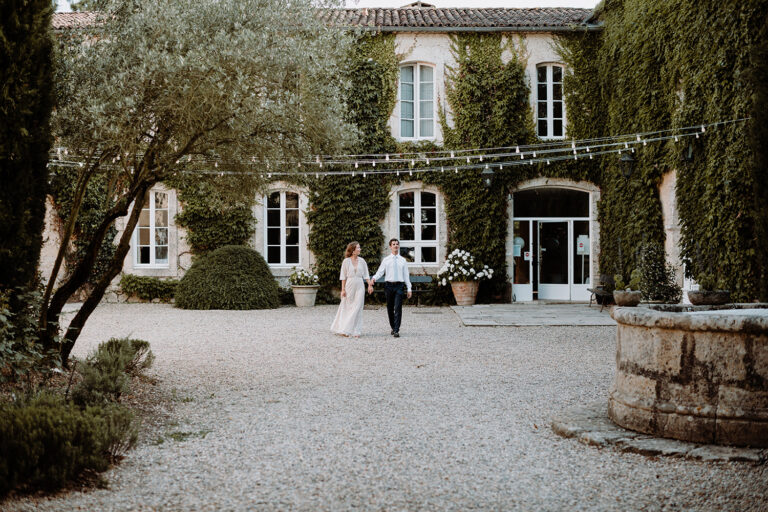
[683,143,694,162]
[481,167,494,189]
[620,152,636,178]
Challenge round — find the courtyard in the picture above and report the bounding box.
[6,304,766,511]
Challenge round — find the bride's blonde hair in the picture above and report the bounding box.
[345,241,359,258]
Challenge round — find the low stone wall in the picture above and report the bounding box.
[609,305,768,447]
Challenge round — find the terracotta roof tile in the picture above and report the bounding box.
[52,11,99,30]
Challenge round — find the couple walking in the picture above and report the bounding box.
[330,238,412,338]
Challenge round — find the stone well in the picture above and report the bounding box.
[609,304,768,447]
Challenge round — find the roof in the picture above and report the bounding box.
[53,7,598,32]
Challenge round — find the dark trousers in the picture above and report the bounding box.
[384,282,405,333]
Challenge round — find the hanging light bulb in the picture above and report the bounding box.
[385,154,390,161]
[450,151,455,158]
[441,166,445,173]
[515,146,520,154]
[426,158,430,165]
[466,156,470,163]
[674,136,679,143]
[454,167,458,173]
[363,172,366,178]
[409,170,413,176]
[533,151,537,158]
[411,159,415,166]
[701,125,706,133]
[355,162,359,168]
[479,155,483,162]
[624,142,629,149]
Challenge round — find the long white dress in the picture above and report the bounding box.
[330,257,369,337]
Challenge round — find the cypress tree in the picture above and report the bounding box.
[0,0,54,303]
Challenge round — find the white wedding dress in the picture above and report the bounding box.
[330,257,369,337]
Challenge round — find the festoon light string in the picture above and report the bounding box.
[48,118,747,177]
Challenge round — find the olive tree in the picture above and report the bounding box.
[43,0,355,361]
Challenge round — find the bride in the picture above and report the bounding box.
[330,241,369,338]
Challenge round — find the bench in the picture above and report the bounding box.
[373,274,433,305]
[588,274,615,312]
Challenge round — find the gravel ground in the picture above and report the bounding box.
[5,304,767,511]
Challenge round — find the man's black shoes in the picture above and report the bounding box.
[393,332,400,338]
[391,329,395,335]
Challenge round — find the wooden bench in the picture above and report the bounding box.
[373,274,433,305]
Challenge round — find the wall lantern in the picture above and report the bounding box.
[481,167,494,189]
[683,142,695,162]
[620,152,636,178]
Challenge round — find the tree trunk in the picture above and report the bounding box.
[58,184,151,363]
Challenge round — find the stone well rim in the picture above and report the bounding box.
[611,303,768,334]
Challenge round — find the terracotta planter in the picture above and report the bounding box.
[613,290,642,307]
[687,290,731,306]
[450,280,479,306]
[292,285,320,307]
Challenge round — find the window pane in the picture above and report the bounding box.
[155,246,168,263]
[399,208,414,224]
[421,246,437,263]
[401,246,415,262]
[401,99,414,120]
[421,208,436,224]
[538,84,547,101]
[420,119,434,137]
[400,65,413,83]
[267,246,281,264]
[537,66,547,83]
[139,246,150,264]
[285,192,299,209]
[286,246,299,264]
[155,210,168,227]
[267,228,280,245]
[155,192,168,209]
[538,120,548,137]
[139,209,150,227]
[420,65,433,82]
[538,101,547,118]
[419,100,433,119]
[400,225,414,240]
[285,209,299,227]
[554,120,563,137]
[553,65,563,82]
[399,192,414,207]
[553,84,562,101]
[138,227,150,245]
[285,227,299,245]
[419,82,433,101]
[267,210,280,227]
[421,225,436,241]
[401,83,414,102]
[553,102,563,119]
[421,192,436,207]
[267,192,280,208]
[401,119,414,138]
[155,228,168,246]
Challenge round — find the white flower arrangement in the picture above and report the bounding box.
[437,249,494,285]
[289,267,319,286]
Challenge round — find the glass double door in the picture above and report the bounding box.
[512,219,591,301]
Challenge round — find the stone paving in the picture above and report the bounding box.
[452,302,616,326]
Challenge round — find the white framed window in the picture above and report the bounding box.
[536,64,565,139]
[400,64,434,139]
[134,191,169,267]
[398,190,438,264]
[265,190,300,266]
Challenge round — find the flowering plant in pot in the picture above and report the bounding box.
[289,267,320,307]
[437,249,494,305]
[613,269,642,307]
[688,273,731,306]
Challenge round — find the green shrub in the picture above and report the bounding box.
[638,244,682,303]
[72,338,154,406]
[175,245,279,310]
[119,274,178,302]
[0,393,137,496]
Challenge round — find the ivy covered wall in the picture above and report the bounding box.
[558,0,768,301]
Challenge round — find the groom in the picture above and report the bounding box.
[369,238,412,337]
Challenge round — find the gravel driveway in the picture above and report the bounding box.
[6,304,767,511]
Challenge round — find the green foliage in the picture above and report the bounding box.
[119,274,178,302]
[558,0,768,301]
[0,0,54,302]
[72,337,154,406]
[614,269,641,291]
[0,393,137,497]
[167,174,258,255]
[638,244,682,303]
[289,267,319,286]
[749,15,768,301]
[175,245,279,310]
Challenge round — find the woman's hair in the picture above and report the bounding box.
[345,241,360,258]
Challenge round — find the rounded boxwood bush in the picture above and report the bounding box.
[175,245,279,310]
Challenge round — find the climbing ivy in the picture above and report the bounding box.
[558,0,768,300]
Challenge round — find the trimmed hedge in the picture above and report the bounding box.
[174,245,279,310]
[119,274,178,302]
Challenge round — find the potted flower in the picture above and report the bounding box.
[437,249,494,306]
[688,273,731,306]
[289,267,320,307]
[613,269,642,307]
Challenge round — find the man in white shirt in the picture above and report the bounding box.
[369,238,412,337]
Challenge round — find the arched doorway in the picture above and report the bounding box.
[511,187,593,301]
